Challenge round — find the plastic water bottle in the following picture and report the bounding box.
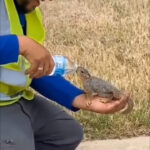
[49,55,78,76]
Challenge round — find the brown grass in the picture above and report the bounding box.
[40,0,150,140]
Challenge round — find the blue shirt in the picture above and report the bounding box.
[0,5,84,111]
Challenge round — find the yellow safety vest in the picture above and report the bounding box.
[0,0,45,106]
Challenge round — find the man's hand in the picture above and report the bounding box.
[18,36,54,79]
[73,92,130,114]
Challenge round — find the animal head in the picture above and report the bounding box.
[76,66,91,80]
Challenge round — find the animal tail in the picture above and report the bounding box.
[120,98,134,114]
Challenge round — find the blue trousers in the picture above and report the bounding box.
[0,94,84,150]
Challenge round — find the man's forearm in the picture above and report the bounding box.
[73,94,92,111]
[31,75,84,111]
[72,94,105,113]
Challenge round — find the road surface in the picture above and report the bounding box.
[77,136,149,150]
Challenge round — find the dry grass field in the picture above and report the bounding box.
[40,0,150,140]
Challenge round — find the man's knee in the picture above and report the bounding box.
[35,119,84,150]
[72,120,84,142]
[58,119,84,150]
[55,118,84,148]
[63,119,84,149]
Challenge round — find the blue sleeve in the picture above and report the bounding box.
[30,75,84,112]
[0,35,19,65]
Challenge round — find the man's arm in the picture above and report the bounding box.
[0,35,19,65]
[0,35,83,111]
[30,75,130,113]
[30,75,84,111]
[0,35,54,77]
[0,35,130,114]
[0,34,54,77]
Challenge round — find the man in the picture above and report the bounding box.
[0,0,130,150]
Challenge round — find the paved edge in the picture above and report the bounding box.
[77,136,150,150]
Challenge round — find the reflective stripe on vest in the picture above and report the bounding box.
[0,93,23,101]
[0,67,27,87]
[0,0,45,101]
[0,0,11,35]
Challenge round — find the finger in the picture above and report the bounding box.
[31,63,45,78]
[119,92,130,105]
[34,52,54,77]
[104,94,130,113]
[45,57,55,75]
[32,68,43,78]
[111,95,129,111]
[44,55,55,75]
[43,55,52,75]
[44,61,51,76]
[36,62,47,78]
[25,62,39,77]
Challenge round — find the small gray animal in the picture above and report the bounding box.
[76,66,134,114]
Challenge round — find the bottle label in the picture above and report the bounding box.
[52,56,67,76]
